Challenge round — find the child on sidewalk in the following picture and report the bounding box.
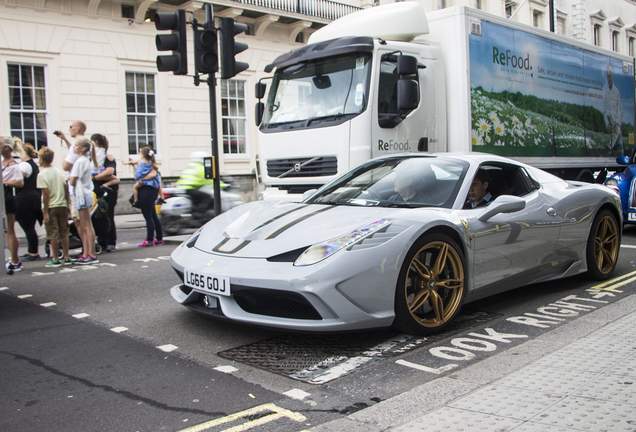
[36,147,72,267]
[123,147,163,207]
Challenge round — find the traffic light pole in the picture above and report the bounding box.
[203,4,222,217]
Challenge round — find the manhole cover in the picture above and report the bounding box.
[219,310,500,384]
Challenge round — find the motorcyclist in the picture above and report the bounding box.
[176,152,226,220]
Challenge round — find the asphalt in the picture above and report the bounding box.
[11,216,636,431]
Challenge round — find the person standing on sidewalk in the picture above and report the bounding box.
[134,145,163,247]
[16,143,43,261]
[36,147,72,267]
[68,137,99,264]
[91,134,119,252]
[56,120,86,228]
[2,136,24,272]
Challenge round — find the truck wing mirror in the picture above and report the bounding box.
[617,156,630,165]
[255,102,264,126]
[397,55,418,76]
[397,79,419,110]
[255,82,267,99]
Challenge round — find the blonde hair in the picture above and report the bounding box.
[0,136,24,154]
[38,146,55,165]
[23,143,38,159]
[75,137,98,169]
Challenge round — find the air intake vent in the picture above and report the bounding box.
[267,156,337,178]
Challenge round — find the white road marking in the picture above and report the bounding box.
[396,359,458,374]
[31,271,55,276]
[214,365,238,373]
[18,294,32,299]
[73,313,90,319]
[284,389,311,400]
[0,287,8,291]
[620,244,636,249]
[111,327,128,333]
[157,344,178,352]
[40,302,56,308]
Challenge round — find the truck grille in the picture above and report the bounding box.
[267,156,338,178]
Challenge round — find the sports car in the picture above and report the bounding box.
[170,153,621,335]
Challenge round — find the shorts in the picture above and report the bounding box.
[74,192,94,210]
[4,194,16,214]
[69,193,79,219]
[45,207,70,240]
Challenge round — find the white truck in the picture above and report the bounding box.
[255,2,635,199]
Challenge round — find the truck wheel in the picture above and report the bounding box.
[586,209,620,280]
[393,233,466,336]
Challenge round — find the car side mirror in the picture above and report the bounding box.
[302,189,318,201]
[478,195,526,222]
[617,156,630,165]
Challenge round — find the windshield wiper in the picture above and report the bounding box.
[386,202,428,208]
[306,113,343,127]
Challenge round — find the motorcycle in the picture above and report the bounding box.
[159,184,244,235]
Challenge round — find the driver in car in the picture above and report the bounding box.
[388,162,431,203]
[464,169,492,209]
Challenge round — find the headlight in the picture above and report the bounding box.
[294,219,393,266]
[604,178,620,195]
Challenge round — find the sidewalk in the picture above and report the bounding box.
[310,294,636,432]
[15,213,189,245]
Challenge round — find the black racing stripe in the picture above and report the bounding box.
[265,205,335,239]
[250,204,310,233]
[212,238,251,254]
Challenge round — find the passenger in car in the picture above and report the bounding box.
[464,169,492,209]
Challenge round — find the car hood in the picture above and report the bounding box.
[192,200,421,259]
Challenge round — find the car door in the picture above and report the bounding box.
[464,164,562,294]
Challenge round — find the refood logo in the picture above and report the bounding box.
[493,46,531,70]
[378,140,410,152]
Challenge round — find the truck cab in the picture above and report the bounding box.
[255,3,443,199]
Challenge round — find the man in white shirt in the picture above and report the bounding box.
[55,120,86,223]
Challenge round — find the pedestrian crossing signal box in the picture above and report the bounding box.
[203,156,215,179]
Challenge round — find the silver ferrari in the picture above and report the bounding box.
[170,153,621,335]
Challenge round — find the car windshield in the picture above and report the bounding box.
[305,156,469,208]
[261,53,371,128]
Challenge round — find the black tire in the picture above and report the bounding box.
[95,243,103,255]
[393,233,466,336]
[45,242,51,258]
[586,209,620,280]
[162,215,183,236]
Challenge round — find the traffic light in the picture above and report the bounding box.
[194,28,218,74]
[219,17,249,79]
[155,9,188,75]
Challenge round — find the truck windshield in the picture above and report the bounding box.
[261,53,371,129]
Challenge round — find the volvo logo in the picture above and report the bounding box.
[294,163,302,173]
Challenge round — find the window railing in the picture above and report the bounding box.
[231,0,362,21]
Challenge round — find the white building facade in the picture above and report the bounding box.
[0,0,633,200]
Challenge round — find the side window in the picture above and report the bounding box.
[479,164,536,198]
[377,55,419,128]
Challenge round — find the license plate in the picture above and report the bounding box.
[629,213,636,221]
[184,269,231,296]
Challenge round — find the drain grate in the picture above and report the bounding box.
[219,310,500,384]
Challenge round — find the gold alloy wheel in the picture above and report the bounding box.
[594,214,619,275]
[404,241,465,328]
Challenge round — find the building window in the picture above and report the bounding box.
[533,10,542,28]
[126,72,157,155]
[122,4,135,19]
[612,30,619,51]
[593,24,601,46]
[556,16,566,35]
[629,36,635,57]
[505,2,515,18]
[295,32,305,43]
[8,64,48,149]
[221,80,247,155]
[474,0,483,9]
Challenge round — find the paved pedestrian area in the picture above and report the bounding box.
[390,310,636,432]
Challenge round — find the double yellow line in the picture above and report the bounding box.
[590,269,636,292]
